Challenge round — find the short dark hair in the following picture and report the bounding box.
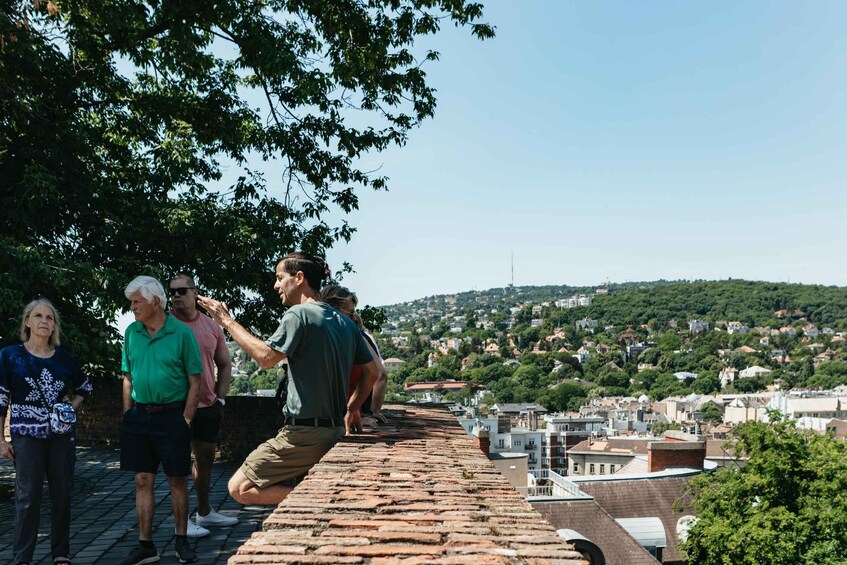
[170,271,196,287]
[278,252,331,292]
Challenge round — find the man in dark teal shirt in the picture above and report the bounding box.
[199,252,378,506]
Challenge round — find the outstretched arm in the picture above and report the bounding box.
[197,295,285,369]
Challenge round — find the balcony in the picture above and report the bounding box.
[526,469,588,500]
[525,443,537,450]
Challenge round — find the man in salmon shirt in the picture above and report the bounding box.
[169,273,236,536]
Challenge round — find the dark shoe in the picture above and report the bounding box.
[119,544,159,565]
[175,537,197,564]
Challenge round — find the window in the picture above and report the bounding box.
[599,464,605,475]
[610,464,615,474]
[497,439,505,449]
[589,463,595,475]
[513,440,522,447]
[573,463,579,474]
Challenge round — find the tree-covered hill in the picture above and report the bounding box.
[581,279,847,329]
[376,279,847,409]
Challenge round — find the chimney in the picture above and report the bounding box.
[472,427,491,457]
[647,440,706,472]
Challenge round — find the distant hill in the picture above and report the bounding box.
[381,279,847,329]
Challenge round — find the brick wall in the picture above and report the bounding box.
[230,404,588,564]
[74,377,284,461]
[647,440,706,472]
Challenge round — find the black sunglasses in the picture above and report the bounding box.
[169,287,196,296]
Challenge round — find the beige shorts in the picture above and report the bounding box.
[241,425,345,488]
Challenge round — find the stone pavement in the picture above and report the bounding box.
[0,443,274,565]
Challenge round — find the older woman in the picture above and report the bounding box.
[0,299,93,565]
[319,285,388,425]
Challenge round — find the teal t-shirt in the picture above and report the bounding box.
[266,302,373,418]
[121,313,202,404]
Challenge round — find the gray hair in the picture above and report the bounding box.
[20,298,62,346]
[125,276,166,310]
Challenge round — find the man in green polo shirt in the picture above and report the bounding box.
[119,276,202,565]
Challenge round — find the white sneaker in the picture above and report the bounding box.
[182,519,210,538]
[194,509,238,527]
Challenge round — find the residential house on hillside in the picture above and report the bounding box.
[576,318,598,332]
[727,321,750,334]
[739,365,772,379]
[719,367,739,388]
[382,357,405,371]
[688,319,709,333]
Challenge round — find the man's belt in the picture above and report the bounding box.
[284,416,343,428]
[136,401,185,413]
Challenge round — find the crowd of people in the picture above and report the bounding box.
[0,251,389,565]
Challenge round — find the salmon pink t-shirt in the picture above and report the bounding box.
[171,311,227,408]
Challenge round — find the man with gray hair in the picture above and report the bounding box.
[119,276,202,565]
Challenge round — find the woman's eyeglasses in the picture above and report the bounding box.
[169,287,196,296]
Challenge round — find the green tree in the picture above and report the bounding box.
[0,0,492,374]
[691,373,721,395]
[700,401,723,423]
[683,413,847,564]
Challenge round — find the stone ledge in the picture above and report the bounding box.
[230,404,587,564]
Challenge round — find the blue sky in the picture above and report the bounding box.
[319,2,847,308]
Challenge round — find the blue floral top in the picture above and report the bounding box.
[0,344,93,439]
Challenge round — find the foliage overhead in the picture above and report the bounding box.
[0,0,493,374]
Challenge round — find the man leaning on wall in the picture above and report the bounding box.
[198,252,379,505]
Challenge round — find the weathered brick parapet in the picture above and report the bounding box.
[230,404,587,564]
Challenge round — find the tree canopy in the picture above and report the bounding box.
[683,413,847,564]
[1,0,493,374]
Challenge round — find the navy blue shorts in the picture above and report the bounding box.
[191,400,223,444]
[120,406,191,476]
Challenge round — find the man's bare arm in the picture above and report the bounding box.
[184,373,201,423]
[122,373,134,414]
[345,360,380,434]
[213,346,233,400]
[197,295,285,369]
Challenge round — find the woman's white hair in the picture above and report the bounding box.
[125,276,166,310]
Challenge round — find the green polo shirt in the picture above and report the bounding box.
[121,313,202,404]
